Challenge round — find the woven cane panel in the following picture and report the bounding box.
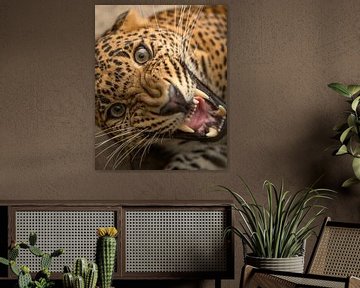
[15,211,115,272]
[125,210,227,273]
[277,275,345,288]
[310,226,360,277]
[250,273,297,288]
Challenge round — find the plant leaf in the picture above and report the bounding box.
[340,126,353,143]
[0,257,9,266]
[347,114,356,128]
[342,177,360,188]
[349,136,360,156]
[328,83,351,97]
[336,145,348,155]
[351,96,360,111]
[352,157,360,179]
[348,85,360,97]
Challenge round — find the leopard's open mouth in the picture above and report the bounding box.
[173,70,227,142]
[174,88,226,141]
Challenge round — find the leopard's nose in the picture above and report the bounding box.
[159,85,191,115]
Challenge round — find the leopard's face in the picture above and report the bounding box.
[95,8,227,159]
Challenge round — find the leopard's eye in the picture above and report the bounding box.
[108,103,126,118]
[134,45,151,64]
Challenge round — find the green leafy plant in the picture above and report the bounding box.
[32,278,54,288]
[329,82,360,187]
[222,179,334,258]
[0,232,63,288]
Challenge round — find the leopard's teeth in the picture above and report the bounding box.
[206,127,218,137]
[215,105,227,117]
[195,88,210,100]
[193,98,199,105]
[178,124,195,133]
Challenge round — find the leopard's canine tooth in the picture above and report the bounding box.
[195,88,210,100]
[216,105,227,117]
[178,124,195,133]
[206,127,218,137]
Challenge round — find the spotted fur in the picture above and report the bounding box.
[95,6,227,170]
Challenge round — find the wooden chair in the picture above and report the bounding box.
[241,217,360,288]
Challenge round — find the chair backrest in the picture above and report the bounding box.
[307,217,360,277]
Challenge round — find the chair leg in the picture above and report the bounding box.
[240,265,254,288]
[215,278,221,288]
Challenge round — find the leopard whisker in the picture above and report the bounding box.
[95,129,141,159]
[143,129,159,155]
[177,5,186,56]
[95,126,117,136]
[180,6,191,58]
[181,6,192,55]
[95,128,138,150]
[113,132,149,169]
[185,6,203,41]
[182,6,203,60]
[139,138,157,167]
[152,5,160,32]
[104,129,145,169]
[130,133,153,164]
[95,126,135,138]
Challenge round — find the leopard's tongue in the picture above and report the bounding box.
[176,96,221,137]
[176,88,227,138]
[185,97,213,133]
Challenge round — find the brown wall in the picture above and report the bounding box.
[1,0,360,287]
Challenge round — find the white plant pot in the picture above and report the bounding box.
[245,254,305,273]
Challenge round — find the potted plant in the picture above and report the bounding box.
[221,179,334,273]
[328,82,360,187]
[0,232,64,288]
[61,227,118,288]
[62,258,98,288]
[96,227,118,288]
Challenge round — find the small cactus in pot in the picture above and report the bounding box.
[96,227,118,288]
[62,259,98,288]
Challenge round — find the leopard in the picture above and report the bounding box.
[95,5,227,170]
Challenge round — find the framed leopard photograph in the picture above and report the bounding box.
[95,5,227,170]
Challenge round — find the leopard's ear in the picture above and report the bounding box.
[112,9,149,33]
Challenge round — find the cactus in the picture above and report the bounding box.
[19,243,30,249]
[29,245,44,257]
[64,265,72,273]
[96,227,118,288]
[18,269,32,288]
[10,260,20,276]
[9,246,19,260]
[85,262,98,288]
[0,232,64,288]
[51,248,64,258]
[74,258,88,279]
[62,260,98,288]
[41,253,52,270]
[74,275,85,288]
[29,232,37,246]
[0,257,9,266]
[35,268,51,282]
[63,272,74,288]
